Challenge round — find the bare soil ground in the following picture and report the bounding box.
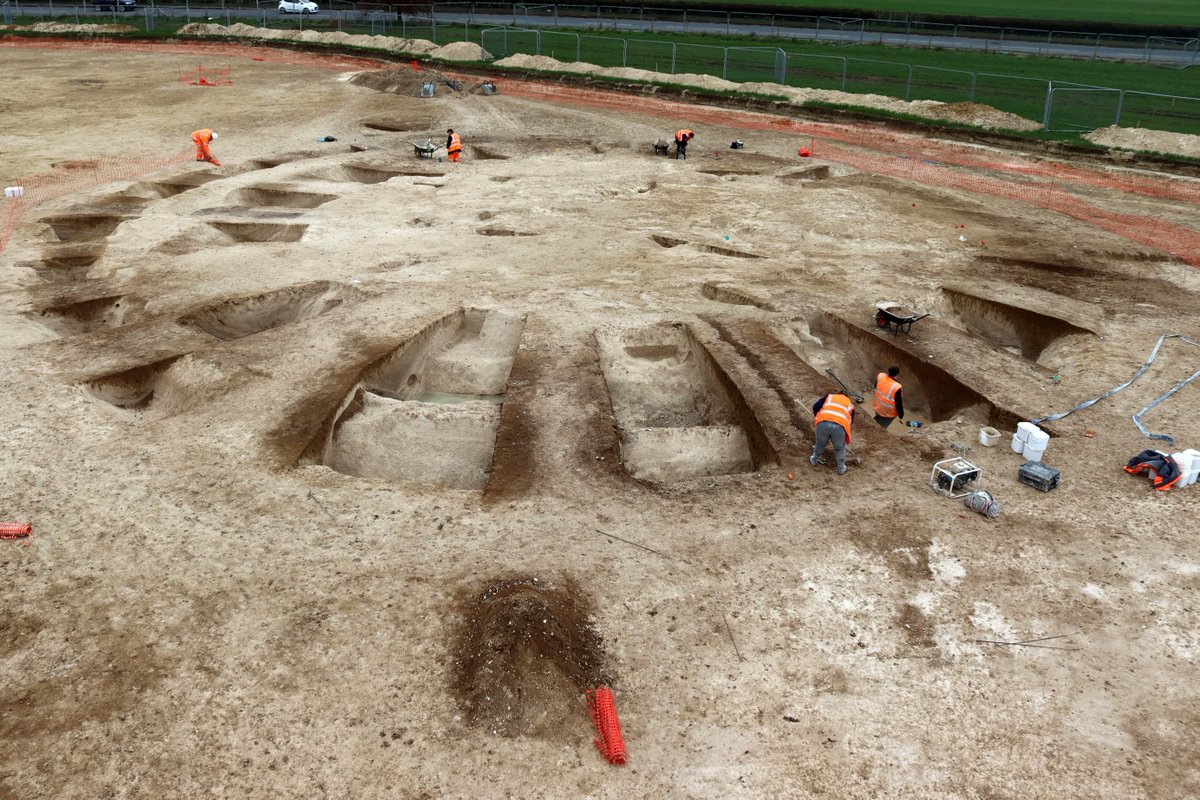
[2,43,1200,799]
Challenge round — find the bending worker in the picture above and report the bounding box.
[674,129,694,160]
[446,128,463,163]
[191,129,220,166]
[811,389,856,475]
[872,366,905,428]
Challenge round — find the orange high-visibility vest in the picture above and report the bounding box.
[447,132,462,153]
[192,129,214,145]
[675,129,693,142]
[873,373,902,418]
[815,393,854,443]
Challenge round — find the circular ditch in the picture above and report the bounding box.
[451,576,609,739]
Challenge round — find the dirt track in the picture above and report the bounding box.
[2,42,1200,799]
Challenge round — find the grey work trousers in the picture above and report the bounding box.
[812,420,847,469]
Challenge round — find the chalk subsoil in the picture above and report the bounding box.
[2,44,1199,799]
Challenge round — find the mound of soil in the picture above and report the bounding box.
[1085,125,1200,159]
[451,576,609,738]
[350,67,450,96]
[1,22,136,33]
[429,41,491,61]
[924,102,1040,132]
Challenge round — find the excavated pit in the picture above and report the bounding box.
[475,228,538,237]
[34,294,137,337]
[942,287,1095,362]
[701,244,763,259]
[360,117,432,132]
[179,280,359,341]
[651,235,687,248]
[702,282,776,311]
[777,164,833,181]
[335,165,403,185]
[39,213,133,243]
[598,323,769,481]
[811,312,1016,428]
[18,244,105,283]
[451,576,608,739]
[84,356,183,411]
[304,309,525,489]
[206,222,309,244]
[470,147,510,161]
[230,187,339,209]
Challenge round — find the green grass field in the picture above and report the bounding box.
[716,0,1200,30]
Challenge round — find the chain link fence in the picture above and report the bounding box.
[5,1,1200,134]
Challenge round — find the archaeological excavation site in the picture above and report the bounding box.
[1,34,1199,800]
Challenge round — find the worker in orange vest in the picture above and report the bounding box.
[446,128,463,162]
[191,129,220,166]
[872,366,905,428]
[811,390,856,475]
[674,129,694,160]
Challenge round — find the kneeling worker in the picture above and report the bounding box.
[446,128,463,162]
[873,366,905,428]
[191,129,220,166]
[811,390,855,475]
[674,129,694,159]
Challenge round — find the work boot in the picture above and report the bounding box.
[810,455,819,466]
[837,464,848,475]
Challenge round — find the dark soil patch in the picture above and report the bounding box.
[483,347,543,505]
[451,576,609,739]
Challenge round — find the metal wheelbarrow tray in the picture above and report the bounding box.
[874,302,932,334]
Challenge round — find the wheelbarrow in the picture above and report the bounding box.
[874,302,931,335]
[410,140,441,159]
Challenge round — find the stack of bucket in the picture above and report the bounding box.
[1012,422,1050,463]
[1172,449,1200,488]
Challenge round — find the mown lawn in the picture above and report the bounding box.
[715,0,1200,29]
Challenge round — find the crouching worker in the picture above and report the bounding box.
[674,129,694,159]
[446,128,463,162]
[192,129,220,166]
[811,390,856,475]
[873,366,905,428]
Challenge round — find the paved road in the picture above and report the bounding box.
[6,3,1199,66]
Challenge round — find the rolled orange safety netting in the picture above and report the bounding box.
[1,523,32,539]
[586,686,628,766]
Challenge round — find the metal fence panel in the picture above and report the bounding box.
[1046,87,1122,131]
[1120,91,1200,136]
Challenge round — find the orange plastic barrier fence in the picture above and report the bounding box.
[1,151,194,252]
[586,686,628,766]
[180,64,233,86]
[0,523,33,540]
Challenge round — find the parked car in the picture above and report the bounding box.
[93,0,137,11]
[278,0,318,13]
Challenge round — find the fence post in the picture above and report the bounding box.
[775,47,785,84]
[840,56,847,91]
[1114,89,1124,127]
[1093,33,1100,60]
[682,9,686,33]
[969,72,977,102]
[1041,81,1053,130]
[622,37,627,66]
[722,47,728,80]
[671,41,676,74]
[725,11,729,36]
[904,64,912,101]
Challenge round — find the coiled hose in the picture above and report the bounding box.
[964,490,1001,519]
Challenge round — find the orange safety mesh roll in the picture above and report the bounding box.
[0,523,33,539]
[586,686,628,765]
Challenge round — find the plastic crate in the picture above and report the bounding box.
[1018,461,1060,492]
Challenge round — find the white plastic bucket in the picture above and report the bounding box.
[1017,421,1039,443]
[1173,452,1194,487]
[1185,449,1200,486]
[979,427,1000,447]
[1023,442,1046,462]
[1011,433,1024,454]
[1027,427,1050,449]
[3,186,25,199]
